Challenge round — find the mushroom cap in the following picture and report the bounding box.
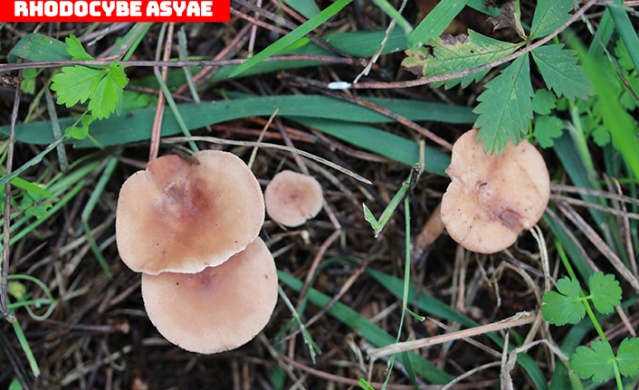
[116,150,264,274]
[141,237,278,354]
[440,129,550,254]
[264,170,323,227]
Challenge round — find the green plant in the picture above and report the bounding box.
[49,34,128,141]
[401,0,594,153]
[541,271,639,388]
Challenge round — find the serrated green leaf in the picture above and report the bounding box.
[50,66,104,108]
[534,115,563,148]
[614,40,635,74]
[617,338,639,378]
[106,62,128,88]
[532,45,593,101]
[532,89,557,115]
[541,276,585,325]
[571,340,615,383]
[530,0,572,39]
[89,71,125,120]
[65,34,94,61]
[473,54,533,153]
[402,30,521,89]
[588,272,621,314]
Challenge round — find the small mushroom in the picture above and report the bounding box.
[440,129,550,253]
[141,237,278,354]
[264,170,323,227]
[116,150,264,274]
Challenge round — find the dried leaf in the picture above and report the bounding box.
[487,0,526,40]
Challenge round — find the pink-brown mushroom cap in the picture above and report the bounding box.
[264,170,323,227]
[141,238,278,354]
[116,150,264,274]
[440,129,550,254]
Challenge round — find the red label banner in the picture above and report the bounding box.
[2,0,230,22]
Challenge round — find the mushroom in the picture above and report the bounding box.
[440,129,550,253]
[116,150,264,275]
[264,170,323,227]
[141,237,278,354]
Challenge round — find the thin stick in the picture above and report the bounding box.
[1,78,21,322]
[367,311,536,359]
[557,201,639,292]
[0,55,366,74]
[162,136,372,184]
[149,23,174,161]
[247,108,279,169]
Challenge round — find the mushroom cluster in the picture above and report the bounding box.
[116,150,278,354]
[440,129,550,253]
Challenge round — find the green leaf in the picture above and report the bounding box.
[10,177,57,200]
[588,272,621,314]
[66,114,93,140]
[359,378,376,390]
[617,338,639,378]
[230,0,352,77]
[532,89,557,115]
[7,281,27,300]
[571,340,615,383]
[534,115,563,148]
[402,30,521,89]
[530,0,572,39]
[65,34,94,60]
[541,276,585,325]
[9,377,23,390]
[614,40,635,74]
[8,33,71,63]
[473,54,533,153]
[486,0,526,40]
[20,68,38,95]
[591,127,611,147]
[50,66,103,107]
[88,63,128,119]
[407,0,468,48]
[532,44,594,101]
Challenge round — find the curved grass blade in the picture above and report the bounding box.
[230,0,352,77]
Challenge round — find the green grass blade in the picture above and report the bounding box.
[543,212,594,281]
[11,317,40,377]
[0,95,474,147]
[294,118,450,175]
[552,132,607,229]
[277,270,452,384]
[230,0,353,77]
[110,23,153,60]
[407,0,468,48]
[466,0,499,16]
[370,0,412,35]
[573,39,639,181]
[607,0,639,74]
[283,0,320,19]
